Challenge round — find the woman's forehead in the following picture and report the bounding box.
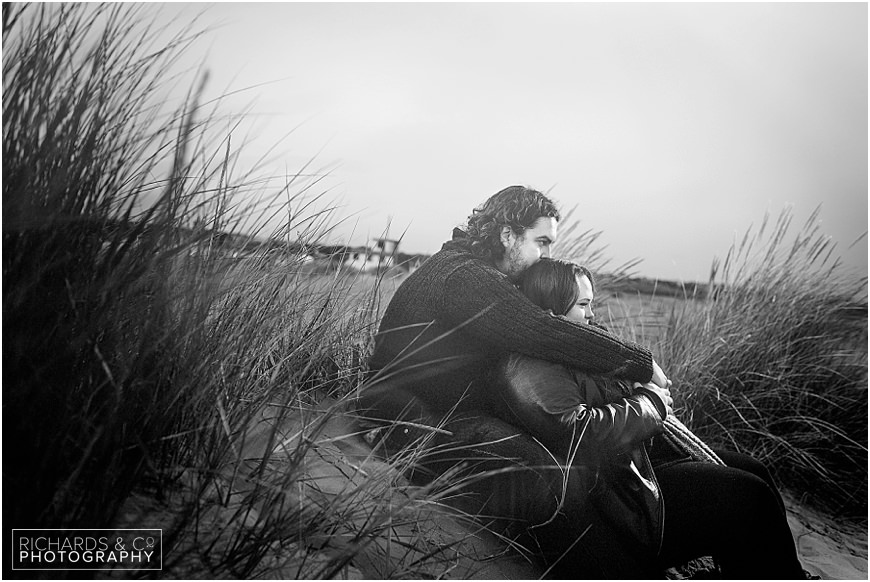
[576,275,594,296]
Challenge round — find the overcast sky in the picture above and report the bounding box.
[151,2,867,282]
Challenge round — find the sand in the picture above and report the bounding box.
[130,400,867,579]
[276,402,868,580]
[785,495,867,580]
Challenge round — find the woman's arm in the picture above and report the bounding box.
[501,356,666,456]
[561,389,665,454]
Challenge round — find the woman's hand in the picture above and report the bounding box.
[644,383,673,412]
[633,381,674,419]
[651,359,671,389]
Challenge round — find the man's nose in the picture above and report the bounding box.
[542,246,551,258]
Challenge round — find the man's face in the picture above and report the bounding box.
[496,216,558,280]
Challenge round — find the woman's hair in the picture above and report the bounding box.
[464,185,560,261]
[519,258,594,316]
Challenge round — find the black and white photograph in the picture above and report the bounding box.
[3,2,867,579]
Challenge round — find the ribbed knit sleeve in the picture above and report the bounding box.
[439,256,654,382]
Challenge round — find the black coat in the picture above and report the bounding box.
[494,353,670,558]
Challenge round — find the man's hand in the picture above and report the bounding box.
[651,359,671,389]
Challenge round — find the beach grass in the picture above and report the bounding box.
[3,4,515,577]
[3,3,866,578]
[600,211,868,519]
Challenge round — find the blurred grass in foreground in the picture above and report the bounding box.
[3,3,531,577]
[1,3,460,578]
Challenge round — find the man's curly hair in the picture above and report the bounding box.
[464,185,561,260]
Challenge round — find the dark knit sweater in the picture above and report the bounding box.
[365,231,654,415]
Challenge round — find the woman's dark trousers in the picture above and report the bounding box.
[383,409,656,579]
[655,449,804,579]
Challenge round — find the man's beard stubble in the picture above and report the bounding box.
[502,242,529,281]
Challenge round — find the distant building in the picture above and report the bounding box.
[374,237,399,258]
[342,237,401,272]
[395,253,427,274]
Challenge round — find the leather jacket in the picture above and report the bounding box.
[493,353,668,557]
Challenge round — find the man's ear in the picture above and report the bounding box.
[500,225,513,247]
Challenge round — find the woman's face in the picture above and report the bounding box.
[565,275,594,324]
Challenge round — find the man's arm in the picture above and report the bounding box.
[441,261,654,382]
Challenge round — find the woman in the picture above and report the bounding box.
[494,258,808,579]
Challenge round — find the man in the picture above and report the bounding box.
[360,185,667,428]
[356,185,670,577]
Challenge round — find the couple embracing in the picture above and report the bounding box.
[356,186,807,579]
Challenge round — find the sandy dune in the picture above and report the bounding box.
[138,400,865,579]
[274,402,869,579]
[786,496,867,580]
